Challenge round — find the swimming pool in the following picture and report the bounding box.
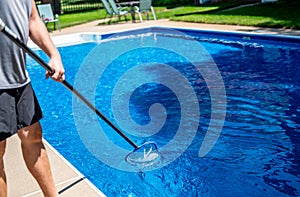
[27,27,300,196]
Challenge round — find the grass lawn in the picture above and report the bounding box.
[171,2,300,29]
[45,1,300,31]
[61,9,106,27]
[46,9,105,31]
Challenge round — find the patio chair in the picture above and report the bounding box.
[37,4,61,31]
[101,0,114,23]
[101,0,129,21]
[135,0,156,22]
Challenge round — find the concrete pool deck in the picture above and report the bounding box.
[4,19,300,197]
[5,135,105,197]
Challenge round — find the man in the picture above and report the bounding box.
[0,0,65,196]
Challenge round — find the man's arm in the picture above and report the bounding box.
[29,0,65,81]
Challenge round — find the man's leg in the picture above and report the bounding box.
[17,122,58,197]
[0,140,7,197]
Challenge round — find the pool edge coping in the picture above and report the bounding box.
[29,25,300,49]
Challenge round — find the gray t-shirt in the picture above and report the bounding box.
[0,0,32,89]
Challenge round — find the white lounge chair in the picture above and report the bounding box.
[37,4,61,31]
[135,0,156,22]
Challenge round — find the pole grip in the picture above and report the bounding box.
[0,18,5,31]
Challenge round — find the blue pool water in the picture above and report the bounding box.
[27,27,300,196]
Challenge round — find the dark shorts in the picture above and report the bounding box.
[0,83,43,141]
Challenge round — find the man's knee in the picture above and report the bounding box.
[17,122,43,144]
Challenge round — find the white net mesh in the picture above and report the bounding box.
[125,142,160,167]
